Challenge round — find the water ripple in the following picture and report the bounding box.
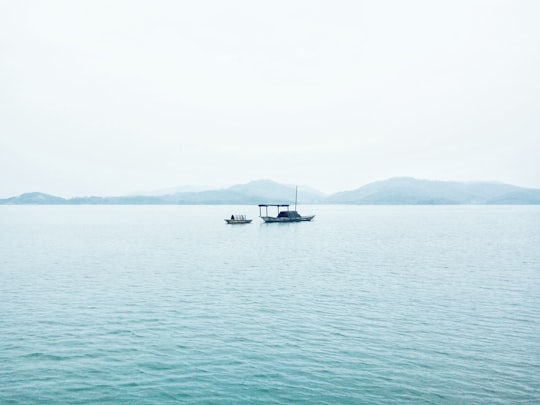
[1,205,539,403]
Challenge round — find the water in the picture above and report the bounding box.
[1,205,539,403]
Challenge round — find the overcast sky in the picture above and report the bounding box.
[1,0,539,197]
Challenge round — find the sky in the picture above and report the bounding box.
[1,0,539,197]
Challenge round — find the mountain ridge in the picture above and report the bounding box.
[1,178,540,205]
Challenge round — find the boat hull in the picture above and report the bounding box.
[225,219,252,224]
[260,215,314,223]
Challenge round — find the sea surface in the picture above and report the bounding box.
[1,205,539,404]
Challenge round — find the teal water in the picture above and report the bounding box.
[1,205,539,403]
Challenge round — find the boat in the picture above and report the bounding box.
[225,214,252,224]
[258,187,315,223]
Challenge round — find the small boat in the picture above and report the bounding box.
[225,214,252,224]
[258,187,315,223]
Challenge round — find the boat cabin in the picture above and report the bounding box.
[277,210,301,219]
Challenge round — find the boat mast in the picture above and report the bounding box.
[295,186,298,211]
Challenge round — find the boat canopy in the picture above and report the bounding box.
[258,204,291,217]
[231,214,247,220]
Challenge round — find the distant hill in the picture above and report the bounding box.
[226,180,326,203]
[0,192,67,204]
[1,178,539,204]
[0,180,325,205]
[158,180,325,204]
[325,177,540,204]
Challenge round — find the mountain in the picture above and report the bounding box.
[325,177,540,204]
[157,180,325,204]
[1,178,539,204]
[0,192,67,204]
[226,180,326,203]
[486,189,540,204]
[0,180,325,205]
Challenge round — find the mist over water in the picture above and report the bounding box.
[1,205,539,403]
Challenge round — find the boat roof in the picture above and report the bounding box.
[258,204,290,207]
[278,210,300,218]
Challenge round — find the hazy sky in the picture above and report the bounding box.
[1,0,539,197]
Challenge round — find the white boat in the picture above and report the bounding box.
[258,187,315,223]
[225,214,252,224]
